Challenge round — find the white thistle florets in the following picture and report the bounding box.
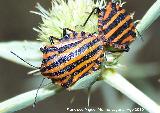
[31,0,106,43]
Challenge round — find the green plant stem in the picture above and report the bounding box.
[102,70,160,113]
[136,0,160,34]
[0,85,63,113]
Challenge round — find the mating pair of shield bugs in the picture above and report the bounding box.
[39,0,137,88]
[11,1,137,89]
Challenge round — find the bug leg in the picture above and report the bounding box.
[49,36,60,45]
[104,51,108,61]
[110,43,130,52]
[82,7,100,27]
[49,36,54,45]
[91,32,97,35]
[33,78,45,108]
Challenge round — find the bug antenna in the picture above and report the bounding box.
[33,78,45,108]
[10,51,40,69]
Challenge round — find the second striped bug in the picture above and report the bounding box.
[83,0,137,52]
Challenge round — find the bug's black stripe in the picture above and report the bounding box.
[103,12,127,35]
[70,62,91,78]
[44,44,103,76]
[107,19,132,42]
[98,8,105,24]
[61,63,92,88]
[40,46,58,54]
[58,40,83,53]
[53,62,90,81]
[81,31,86,37]
[42,39,84,64]
[43,39,81,54]
[103,3,119,26]
[79,72,89,79]
[41,38,101,72]
[116,29,136,44]
[95,59,102,65]
[92,66,98,71]
[42,54,57,64]
[98,10,104,35]
[61,77,73,88]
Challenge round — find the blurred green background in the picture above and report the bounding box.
[0,0,160,113]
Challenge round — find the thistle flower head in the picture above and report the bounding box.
[31,0,106,43]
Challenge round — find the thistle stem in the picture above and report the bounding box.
[102,70,160,113]
[0,85,63,113]
[136,0,160,34]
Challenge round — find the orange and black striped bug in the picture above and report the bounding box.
[40,28,105,88]
[11,28,105,89]
[83,0,137,52]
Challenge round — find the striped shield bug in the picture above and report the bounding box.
[11,28,105,89]
[40,29,105,88]
[83,0,137,52]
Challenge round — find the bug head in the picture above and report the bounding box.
[40,46,58,54]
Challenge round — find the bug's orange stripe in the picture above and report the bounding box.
[103,9,125,30]
[98,22,103,26]
[43,51,57,59]
[98,57,103,62]
[84,33,90,37]
[77,33,82,38]
[116,4,120,10]
[112,23,134,42]
[104,15,131,40]
[121,35,135,44]
[44,36,96,67]
[69,33,74,39]
[73,63,94,83]
[59,75,71,84]
[45,40,100,73]
[103,2,112,20]
[99,12,103,16]
[98,28,103,32]
[94,63,99,68]
[51,49,103,79]
[132,28,136,32]
[60,36,96,57]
